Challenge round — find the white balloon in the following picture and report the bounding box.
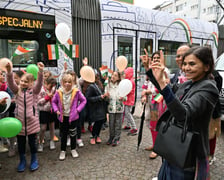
[55,23,70,44]
[0,91,11,114]
[118,79,132,97]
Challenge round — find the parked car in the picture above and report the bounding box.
[215,53,224,121]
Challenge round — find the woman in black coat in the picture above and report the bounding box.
[85,72,107,144]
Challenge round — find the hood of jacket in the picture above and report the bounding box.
[124,67,134,80]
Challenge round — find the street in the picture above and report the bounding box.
[0,115,224,180]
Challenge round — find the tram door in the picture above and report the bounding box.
[113,28,156,102]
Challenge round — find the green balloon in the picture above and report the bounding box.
[0,117,22,138]
[26,64,39,80]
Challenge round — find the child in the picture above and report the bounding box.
[43,70,59,142]
[122,67,137,135]
[85,70,107,144]
[52,73,86,160]
[7,70,25,157]
[37,76,57,152]
[6,62,44,172]
[105,71,124,146]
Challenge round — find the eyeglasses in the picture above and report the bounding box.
[176,54,183,58]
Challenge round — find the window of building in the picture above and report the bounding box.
[207,6,214,14]
[191,4,198,10]
[176,4,183,12]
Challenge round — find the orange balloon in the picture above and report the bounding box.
[0,58,13,72]
[80,66,95,83]
[115,56,128,71]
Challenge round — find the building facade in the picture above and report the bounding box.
[155,0,223,23]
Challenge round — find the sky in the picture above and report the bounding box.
[134,0,166,9]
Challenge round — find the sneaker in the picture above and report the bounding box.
[0,146,8,153]
[127,129,138,136]
[37,144,43,152]
[77,139,84,147]
[96,137,102,143]
[112,139,119,146]
[90,138,96,145]
[106,138,113,145]
[152,177,158,180]
[209,156,216,165]
[123,126,131,130]
[53,135,59,142]
[50,140,56,150]
[81,126,86,133]
[71,149,79,158]
[67,137,71,146]
[59,151,66,160]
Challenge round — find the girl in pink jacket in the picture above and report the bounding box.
[6,62,44,172]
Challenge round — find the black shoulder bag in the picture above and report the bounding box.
[153,113,198,169]
[153,83,198,169]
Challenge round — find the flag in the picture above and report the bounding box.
[108,69,113,78]
[13,45,34,57]
[99,65,108,77]
[153,93,163,103]
[72,45,79,58]
[47,44,59,60]
[104,77,109,87]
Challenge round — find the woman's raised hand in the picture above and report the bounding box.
[151,50,167,89]
[140,48,151,71]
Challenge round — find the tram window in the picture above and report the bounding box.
[140,38,153,56]
[118,36,133,67]
[158,40,183,74]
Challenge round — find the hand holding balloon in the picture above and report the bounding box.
[0,92,11,114]
[0,97,7,105]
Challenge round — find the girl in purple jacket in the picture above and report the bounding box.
[52,73,86,160]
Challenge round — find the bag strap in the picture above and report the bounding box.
[162,111,190,142]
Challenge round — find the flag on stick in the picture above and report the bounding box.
[153,93,163,103]
[99,65,108,77]
[13,45,34,57]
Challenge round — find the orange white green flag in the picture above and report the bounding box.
[99,65,108,78]
[13,45,34,57]
[153,93,163,103]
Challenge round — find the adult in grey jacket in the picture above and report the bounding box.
[145,46,219,179]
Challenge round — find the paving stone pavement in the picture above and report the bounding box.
[0,117,224,180]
